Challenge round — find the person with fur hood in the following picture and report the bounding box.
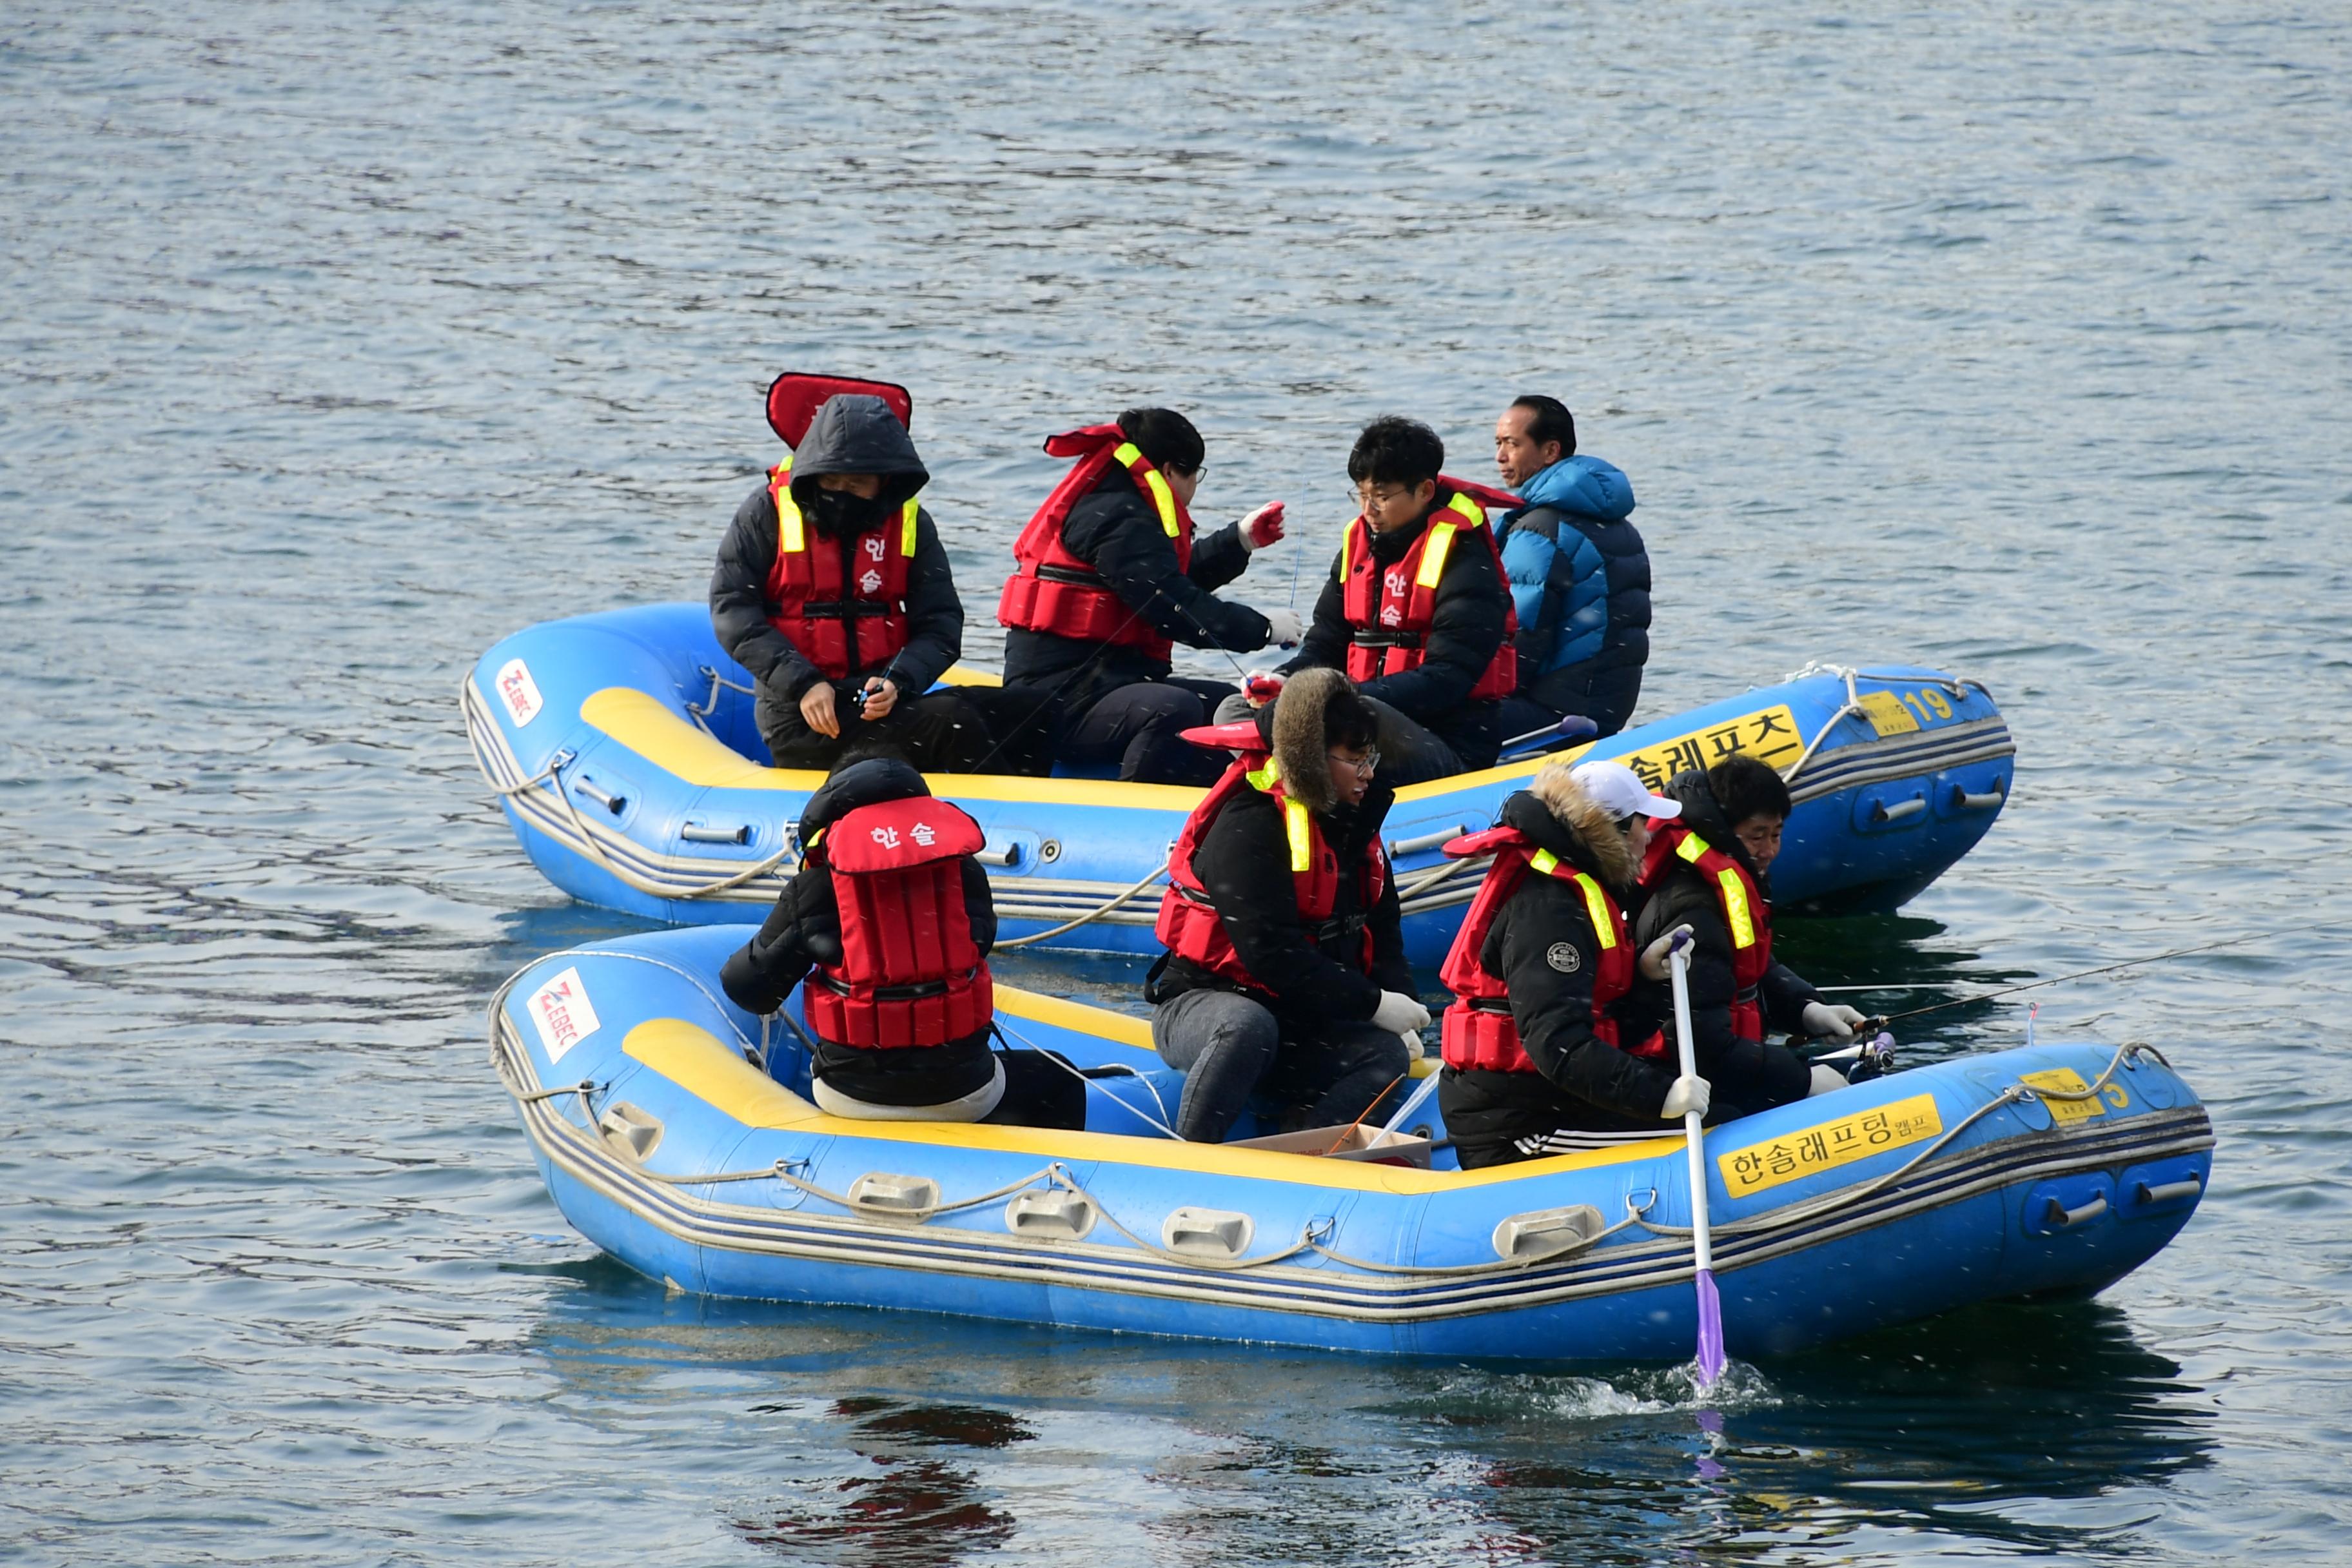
[1621,754,1869,1102]
[1144,668,1424,1142]
[1435,759,1720,1169]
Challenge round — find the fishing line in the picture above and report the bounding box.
[1857,925,2296,1028]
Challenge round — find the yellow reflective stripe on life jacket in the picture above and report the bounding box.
[772,456,805,554]
[1240,754,1311,872]
[1113,441,1181,538]
[1411,492,1484,590]
[1675,831,1756,948]
[899,498,919,556]
[1527,850,1619,951]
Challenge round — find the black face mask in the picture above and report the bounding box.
[804,484,886,536]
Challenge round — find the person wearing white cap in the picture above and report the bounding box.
[1622,754,1871,1112]
[1431,757,1723,1168]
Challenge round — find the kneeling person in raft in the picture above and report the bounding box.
[719,758,1085,1130]
[709,392,990,774]
[1146,669,1423,1142]
[1435,759,1714,1168]
[1620,754,1870,1110]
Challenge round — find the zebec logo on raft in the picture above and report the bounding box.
[496,658,544,727]
[528,966,601,1063]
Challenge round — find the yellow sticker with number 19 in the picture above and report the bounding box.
[1856,690,1921,738]
[2019,1068,2127,1124]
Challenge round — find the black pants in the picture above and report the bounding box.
[1444,1036,1812,1170]
[812,1032,1088,1132]
[976,676,1234,784]
[756,685,994,774]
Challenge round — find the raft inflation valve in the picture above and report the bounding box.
[2043,1193,2109,1229]
[1162,1207,1254,1260]
[597,1102,663,1162]
[572,777,627,815]
[1005,1190,1097,1240]
[1953,778,2008,811]
[850,1173,942,1218]
[1492,1204,1606,1262]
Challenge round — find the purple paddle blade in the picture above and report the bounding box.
[1694,1268,1727,1387]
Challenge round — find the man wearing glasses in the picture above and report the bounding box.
[1255,416,1518,787]
[992,407,1302,783]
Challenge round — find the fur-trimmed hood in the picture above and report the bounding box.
[1504,763,1638,892]
[1268,667,1351,814]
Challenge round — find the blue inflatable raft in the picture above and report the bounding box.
[462,603,2017,965]
[489,926,2211,1361]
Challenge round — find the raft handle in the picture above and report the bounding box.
[681,823,750,845]
[1952,779,2007,811]
[850,1172,943,1219]
[1493,1204,1607,1262]
[2042,1193,2109,1230]
[975,842,1024,869]
[2135,1176,2202,1206]
[1388,823,1471,859]
[1162,1206,1255,1260]
[597,1102,663,1162]
[1870,796,1927,825]
[1006,1189,1097,1241]
[573,777,627,815]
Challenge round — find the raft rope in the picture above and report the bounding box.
[683,664,758,737]
[1776,662,1989,784]
[480,741,798,900]
[992,856,1171,948]
[1631,1040,2161,1245]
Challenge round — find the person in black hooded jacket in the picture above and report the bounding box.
[719,758,1084,1129]
[1436,760,1723,1168]
[1145,669,1422,1142]
[1620,756,1867,1111]
[710,393,989,773]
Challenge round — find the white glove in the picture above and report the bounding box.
[1371,990,1431,1035]
[1661,1074,1711,1121]
[1400,1030,1426,1062]
[1259,607,1304,648]
[1807,1064,1848,1098]
[1801,1001,1868,1042]
[1237,501,1287,551]
[1638,924,1696,982]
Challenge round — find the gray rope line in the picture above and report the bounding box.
[994,856,1171,948]
[994,1016,1182,1140]
[684,665,759,736]
[1309,1197,1651,1277]
[1634,1041,2150,1242]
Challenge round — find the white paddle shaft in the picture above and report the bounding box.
[1669,947,1716,1276]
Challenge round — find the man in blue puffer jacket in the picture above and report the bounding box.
[1491,395,1652,739]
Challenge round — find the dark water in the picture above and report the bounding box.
[5,2,2349,1562]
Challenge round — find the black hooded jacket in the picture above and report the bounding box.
[1282,502,1510,768]
[710,395,966,705]
[719,759,998,1104]
[1145,681,1413,1033]
[1621,771,1822,1059]
[1438,780,1689,1165]
[1002,466,1268,705]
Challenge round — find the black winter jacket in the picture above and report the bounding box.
[1282,504,1510,769]
[718,760,999,1106]
[1622,772,1821,1060]
[1146,777,1411,1037]
[1437,789,1686,1164]
[710,395,965,705]
[1002,467,1268,707]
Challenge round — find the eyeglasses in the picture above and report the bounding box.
[1167,463,1205,481]
[1328,749,1381,777]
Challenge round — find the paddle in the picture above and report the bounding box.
[1498,712,1600,758]
[1667,934,1728,1387]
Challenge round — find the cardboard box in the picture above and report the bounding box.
[1228,1123,1433,1168]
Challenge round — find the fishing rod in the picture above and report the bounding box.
[1846,926,2289,1030]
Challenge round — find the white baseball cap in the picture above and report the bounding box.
[1570,759,1683,822]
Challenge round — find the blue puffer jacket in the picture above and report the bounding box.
[1498,456,1652,731]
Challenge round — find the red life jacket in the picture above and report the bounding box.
[1340,481,1519,702]
[762,453,924,681]
[997,425,1195,661]
[1638,821,1773,1043]
[801,796,994,1049]
[1154,744,1386,999]
[1437,824,1664,1073]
